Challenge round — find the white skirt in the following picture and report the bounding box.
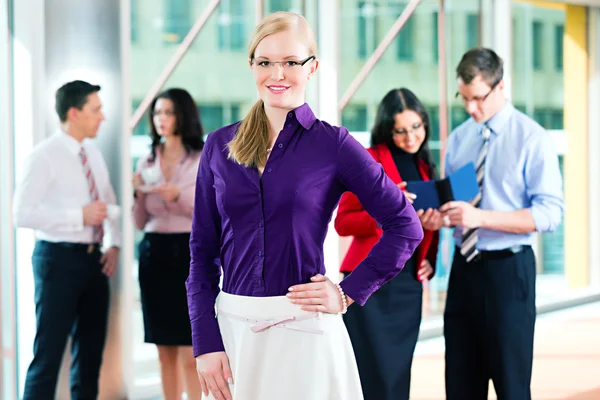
[203,292,364,400]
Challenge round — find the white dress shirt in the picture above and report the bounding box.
[13,131,121,248]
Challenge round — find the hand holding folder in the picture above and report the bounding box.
[404,163,479,211]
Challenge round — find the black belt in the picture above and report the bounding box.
[40,241,101,254]
[458,245,530,263]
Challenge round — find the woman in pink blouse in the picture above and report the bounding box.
[132,88,203,400]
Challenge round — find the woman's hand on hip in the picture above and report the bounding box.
[287,274,353,313]
[196,351,233,400]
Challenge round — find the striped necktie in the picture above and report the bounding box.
[79,147,104,244]
[460,125,491,262]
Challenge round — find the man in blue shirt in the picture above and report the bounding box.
[440,48,564,400]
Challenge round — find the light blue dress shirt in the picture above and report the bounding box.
[445,102,564,250]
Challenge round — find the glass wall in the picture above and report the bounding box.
[338,0,484,317]
[124,0,593,396]
[512,1,566,278]
[1,0,599,399]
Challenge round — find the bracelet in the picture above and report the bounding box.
[334,283,348,314]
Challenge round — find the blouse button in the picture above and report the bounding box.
[278,143,283,149]
[267,168,272,173]
[287,112,293,118]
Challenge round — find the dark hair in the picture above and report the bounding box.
[370,88,437,179]
[148,88,205,161]
[55,80,101,122]
[456,47,503,87]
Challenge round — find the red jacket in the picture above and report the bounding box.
[335,143,439,280]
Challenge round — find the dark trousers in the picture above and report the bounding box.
[23,241,110,400]
[343,261,422,400]
[444,246,536,400]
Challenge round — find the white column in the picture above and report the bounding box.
[480,0,495,48]
[588,7,600,288]
[118,0,136,396]
[12,0,129,398]
[0,0,17,397]
[12,0,48,395]
[491,0,512,101]
[316,0,342,281]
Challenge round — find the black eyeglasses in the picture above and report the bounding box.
[393,121,424,136]
[455,79,500,104]
[252,55,316,69]
[151,110,176,117]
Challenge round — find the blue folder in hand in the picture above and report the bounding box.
[405,162,479,210]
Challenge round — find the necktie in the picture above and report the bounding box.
[79,148,104,244]
[460,125,491,262]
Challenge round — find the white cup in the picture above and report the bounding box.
[140,165,162,186]
[107,204,121,220]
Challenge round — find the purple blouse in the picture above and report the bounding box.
[186,103,423,357]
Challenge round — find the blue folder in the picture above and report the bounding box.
[405,162,479,210]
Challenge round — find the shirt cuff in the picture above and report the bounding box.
[192,314,225,357]
[109,235,121,248]
[529,206,550,232]
[339,264,386,306]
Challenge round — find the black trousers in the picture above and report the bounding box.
[444,246,536,400]
[343,259,422,400]
[23,241,110,400]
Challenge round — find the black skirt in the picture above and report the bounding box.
[343,257,423,400]
[138,232,193,346]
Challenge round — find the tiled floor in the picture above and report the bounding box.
[410,302,600,400]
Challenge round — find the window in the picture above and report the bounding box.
[550,109,563,130]
[358,2,378,59]
[200,105,224,134]
[132,100,148,137]
[269,0,292,12]
[217,0,246,51]
[514,104,527,114]
[131,0,139,44]
[425,105,440,142]
[541,156,564,273]
[199,104,241,134]
[466,14,479,50]
[532,21,544,70]
[533,108,564,130]
[451,106,469,131]
[342,105,368,132]
[395,3,415,61]
[554,24,564,71]
[432,12,438,63]
[163,0,191,44]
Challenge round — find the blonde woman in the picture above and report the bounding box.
[186,12,424,400]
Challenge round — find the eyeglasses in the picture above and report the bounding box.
[152,110,176,117]
[393,122,424,136]
[455,80,500,105]
[252,55,316,70]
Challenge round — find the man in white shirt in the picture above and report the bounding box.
[13,80,121,400]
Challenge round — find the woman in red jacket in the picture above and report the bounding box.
[335,88,443,400]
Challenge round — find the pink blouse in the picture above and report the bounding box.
[133,149,201,233]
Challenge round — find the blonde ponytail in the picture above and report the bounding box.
[227,100,270,168]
